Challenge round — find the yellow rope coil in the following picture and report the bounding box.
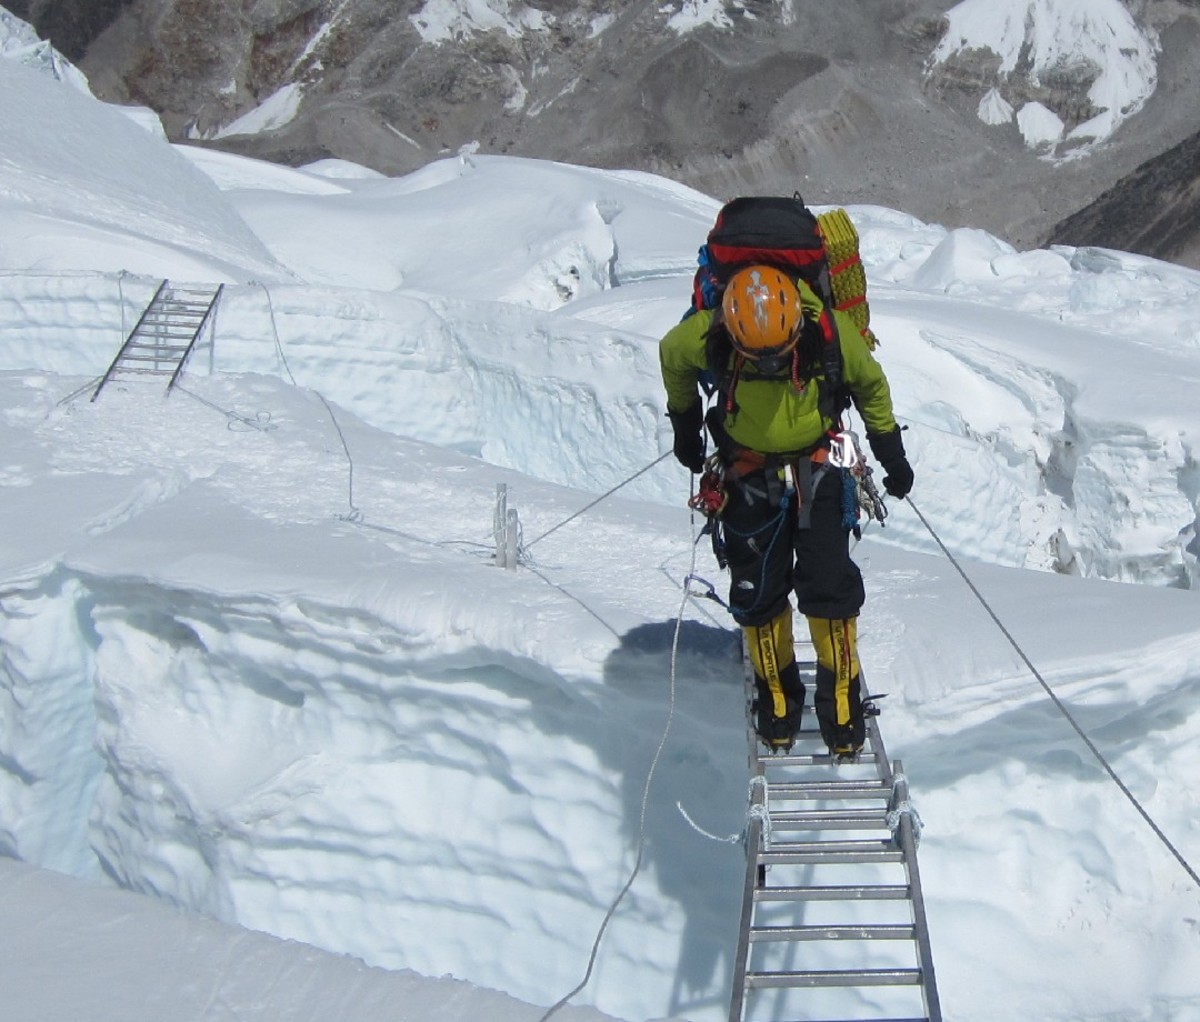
[818,208,877,349]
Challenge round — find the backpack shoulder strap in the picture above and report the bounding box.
[704,311,739,411]
[813,307,848,426]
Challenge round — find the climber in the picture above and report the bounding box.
[660,264,912,756]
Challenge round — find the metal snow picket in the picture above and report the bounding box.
[494,484,520,569]
[729,659,941,1022]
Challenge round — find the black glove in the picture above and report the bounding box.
[868,427,914,499]
[667,402,706,473]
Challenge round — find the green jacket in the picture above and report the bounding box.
[659,279,897,454]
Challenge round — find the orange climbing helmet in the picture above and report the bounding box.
[721,265,804,361]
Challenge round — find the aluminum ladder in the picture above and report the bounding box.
[92,280,223,401]
[729,659,941,1022]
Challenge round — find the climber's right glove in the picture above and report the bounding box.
[868,427,914,499]
[667,401,706,473]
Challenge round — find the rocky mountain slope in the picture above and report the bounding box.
[8,0,1200,267]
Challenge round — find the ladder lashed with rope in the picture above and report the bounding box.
[730,660,941,1022]
[92,279,223,401]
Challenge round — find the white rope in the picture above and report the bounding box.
[746,774,772,851]
[256,281,298,385]
[523,451,672,553]
[676,801,741,844]
[886,800,924,846]
[173,384,277,433]
[315,393,362,522]
[537,476,697,1022]
[904,496,1200,891]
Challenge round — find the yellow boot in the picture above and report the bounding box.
[744,606,806,750]
[807,616,864,757]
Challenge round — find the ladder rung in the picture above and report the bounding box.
[768,839,896,855]
[117,355,186,363]
[135,326,201,335]
[126,339,192,347]
[768,781,892,800]
[750,923,916,942]
[130,330,195,339]
[746,967,923,989]
[770,809,889,829]
[758,752,838,766]
[760,847,903,866]
[125,342,192,351]
[756,744,879,767]
[755,883,911,902]
[793,1018,929,1022]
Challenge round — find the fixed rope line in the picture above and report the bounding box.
[173,384,277,432]
[254,282,359,521]
[316,393,362,522]
[523,562,621,639]
[904,496,1200,891]
[537,480,696,1022]
[117,270,128,341]
[524,451,672,552]
[56,376,104,408]
[257,281,298,385]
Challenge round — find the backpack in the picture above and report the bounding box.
[688,194,876,431]
[690,194,877,346]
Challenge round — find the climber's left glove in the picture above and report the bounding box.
[667,401,706,473]
[868,427,914,499]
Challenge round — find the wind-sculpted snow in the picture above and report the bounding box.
[0,372,748,1018]
[0,61,291,285]
[4,220,1200,591]
[868,225,1200,588]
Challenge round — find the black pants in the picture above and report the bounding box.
[721,465,865,628]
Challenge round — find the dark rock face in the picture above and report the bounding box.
[13,0,1200,269]
[1048,130,1200,266]
[5,0,136,61]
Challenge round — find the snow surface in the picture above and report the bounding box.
[929,0,1159,153]
[214,82,306,139]
[3,15,1200,1022]
[1017,100,1066,148]
[410,0,551,44]
[405,0,779,42]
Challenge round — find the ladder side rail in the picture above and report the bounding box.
[728,803,763,1022]
[861,671,894,785]
[892,759,942,1022]
[167,284,224,394]
[91,278,169,401]
[730,651,766,1022]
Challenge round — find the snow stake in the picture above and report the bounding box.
[494,484,520,569]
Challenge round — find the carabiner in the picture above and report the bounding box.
[827,430,861,470]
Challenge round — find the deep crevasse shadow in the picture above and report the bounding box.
[600,618,752,1019]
